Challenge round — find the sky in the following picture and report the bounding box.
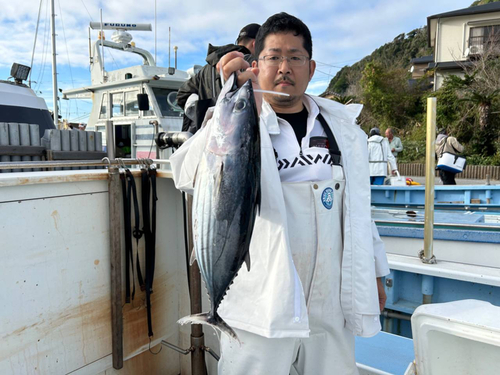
[0,0,473,123]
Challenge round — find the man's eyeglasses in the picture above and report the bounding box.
[259,55,309,67]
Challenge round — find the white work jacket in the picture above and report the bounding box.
[170,94,390,339]
[368,135,397,177]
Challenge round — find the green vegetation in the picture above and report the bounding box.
[326,27,432,95]
[325,0,500,165]
[352,59,500,165]
[471,0,500,6]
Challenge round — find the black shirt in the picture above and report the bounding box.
[276,107,309,146]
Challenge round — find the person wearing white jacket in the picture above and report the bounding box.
[368,127,397,185]
[170,13,390,375]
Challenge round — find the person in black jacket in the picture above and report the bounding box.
[176,23,260,134]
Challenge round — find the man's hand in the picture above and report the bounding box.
[391,148,395,152]
[377,277,387,312]
[216,51,260,88]
[216,51,262,115]
[391,170,397,176]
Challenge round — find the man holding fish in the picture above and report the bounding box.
[171,12,389,375]
[177,23,261,134]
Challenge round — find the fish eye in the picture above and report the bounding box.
[234,99,247,112]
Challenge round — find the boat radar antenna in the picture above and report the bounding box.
[88,21,154,84]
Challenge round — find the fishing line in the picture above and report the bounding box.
[254,89,289,96]
[219,65,289,96]
[220,64,225,87]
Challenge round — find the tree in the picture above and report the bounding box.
[359,62,428,132]
[440,44,500,156]
[325,27,432,96]
[470,0,500,6]
[329,94,356,105]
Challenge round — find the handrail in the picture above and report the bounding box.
[0,158,170,170]
[374,219,500,231]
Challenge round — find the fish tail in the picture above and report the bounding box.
[177,312,239,342]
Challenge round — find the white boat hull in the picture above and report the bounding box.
[0,170,190,374]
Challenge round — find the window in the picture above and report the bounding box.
[99,94,108,119]
[125,91,139,116]
[111,93,124,117]
[152,88,183,117]
[469,25,500,54]
[115,125,132,158]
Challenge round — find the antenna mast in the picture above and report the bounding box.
[100,9,105,83]
[154,0,157,63]
[29,0,44,88]
[50,0,59,127]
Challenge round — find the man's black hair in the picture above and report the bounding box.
[254,13,313,60]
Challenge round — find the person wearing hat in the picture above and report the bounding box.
[176,23,261,134]
[368,127,397,185]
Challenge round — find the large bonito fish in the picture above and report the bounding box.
[178,75,261,341]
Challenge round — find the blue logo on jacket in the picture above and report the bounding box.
[321,187,334,210]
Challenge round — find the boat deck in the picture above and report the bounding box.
[355,332,414,375]
[372,206,500,244]
[371,184,500,210]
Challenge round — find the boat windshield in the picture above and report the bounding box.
[152,88,183,117]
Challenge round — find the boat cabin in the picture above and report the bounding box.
[0,63,55,139]
[62,23,195,158]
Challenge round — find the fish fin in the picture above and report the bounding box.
[189,249,197,266]
[244,251,251,272]
[177,312,240,344]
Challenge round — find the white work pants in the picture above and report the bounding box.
[218,173,358,375]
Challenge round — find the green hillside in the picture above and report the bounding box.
[325,27,432,95]
[325,0,500,95]
[323,0,500,164]
[471,0,499,6]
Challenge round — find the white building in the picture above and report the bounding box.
[427,2,500,90]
